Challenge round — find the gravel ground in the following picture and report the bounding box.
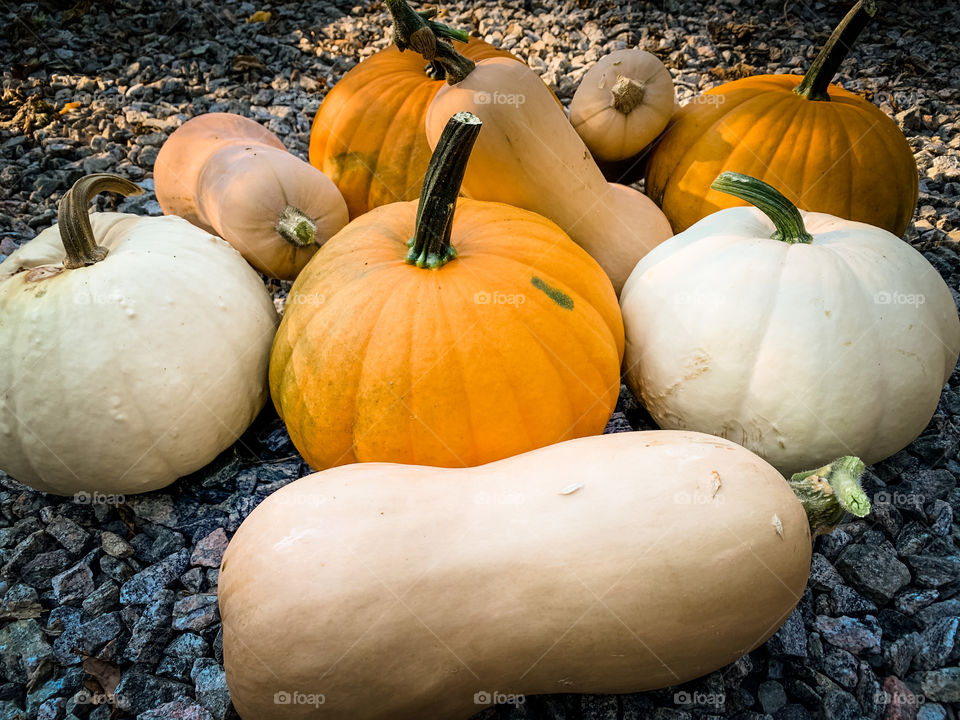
[1,1,959,719]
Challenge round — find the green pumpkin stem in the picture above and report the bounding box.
[789,456,870,536]
[60,173,144,269]
[406,112,481,269]
[794,0,877,102]
[276,205,317,247]
[386,0,475,84]
[710,172,814,244]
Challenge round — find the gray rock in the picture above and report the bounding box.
[190,528,227,568]
[53,611,123,665]
[191,659,230,720]
[44,517,89,555]
[895,589,939,616]
[916,599,960,626]
[828,585,877,616]
[767,608,807,658]
[917,667,960,702]
[119,549,189,604]
[100,531,134,559]
[774,704,811,720]
[51,562,95,605]
[124,590,175,664]
[916,703,947,720]
[99,555,134,583]
[884,632,921,676]
[113,671,190,716]
[820,688,860,720]
[172,594,219,632]
[157,633,209,682]
[21,549,73,588]
[820,647,858,689]
[835,544,911,603]
[0,619,53,684]
[904,554,960,588]
[758,680,787,713]
[139,699,214,720]
[81,581,119,618]
[810,554,844,591]
[912,617,958,670]
[0,584,42,620]
[815,615,882,655]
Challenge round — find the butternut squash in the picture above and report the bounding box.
[220,431,868,719]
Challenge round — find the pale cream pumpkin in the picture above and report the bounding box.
[220,430,869,719]
[0,175,278,496]
[570,48,676,163]
[621,173,960,475]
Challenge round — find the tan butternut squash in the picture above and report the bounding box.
[219,431,868,719]
[425,57,672,294]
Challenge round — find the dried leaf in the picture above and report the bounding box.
[59,101,82,115]
[231,55,266,73]
[246,10,272,23]
[81,654,123,696]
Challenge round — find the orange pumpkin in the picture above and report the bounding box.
[272,112,624,470]
[645,0,918,236]
[308,4,515,220]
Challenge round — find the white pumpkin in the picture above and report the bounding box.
[569,48,676,163]
[621,172,960,475]
[0,174,278,496]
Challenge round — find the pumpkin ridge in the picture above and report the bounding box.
[718,94,808,205]
[665,91,787,223]
[653,87,774,197]
[851,105,911,231]
[768,95,816,204]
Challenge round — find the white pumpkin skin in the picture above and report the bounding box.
[0,210,278,496]
[570,48,677,163]
[220,430,817,720]
[621,205,960,475]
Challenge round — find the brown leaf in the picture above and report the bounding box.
[232,55,266,73]
[81,655,123,696]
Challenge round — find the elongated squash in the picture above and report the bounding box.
[220,431,868,719]
[424,57,672,295]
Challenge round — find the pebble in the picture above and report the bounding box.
[113,671,191,716]
[190,528,228,568]
[51,562,95,605]
[81,580,119,618]
[124,590,175,664]
[44,517,89,555]
[172,594,219,632]
[917,667,960,702]
[140,699,214,720]
[815,615,882,655]
[119,548,190,604]
[835,544,912,603]
[100,531,134,559]
[191,659,231,720]
[0,584,42,620]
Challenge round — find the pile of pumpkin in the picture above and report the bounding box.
[1,1,957,717]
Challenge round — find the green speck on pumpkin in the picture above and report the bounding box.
[531,276,573,310]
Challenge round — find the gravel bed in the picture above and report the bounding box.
[1,1,958,719]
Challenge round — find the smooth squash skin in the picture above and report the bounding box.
[644,1,918,235]
[220,430,820,719]
[155,113,349,280]
[425,57,673,295]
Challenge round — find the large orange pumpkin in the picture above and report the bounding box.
[308,4,515,220]
[645,0,918,236]
[272,112,624,470]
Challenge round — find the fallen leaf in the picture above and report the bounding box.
[59,101,82,115]
[81,654,123,697]
[232,55,266,73]
[246,10,271,23]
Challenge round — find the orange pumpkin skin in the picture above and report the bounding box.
[308,37,515,219]
[269,199,624,470]
[645,75,918,236]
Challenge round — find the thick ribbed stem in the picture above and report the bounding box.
[794,0,877,102]
[405,112,481,268]
[386,0,475,84]
[711,172,814,244]
[60,174,143,269]
[789,456,870,536]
